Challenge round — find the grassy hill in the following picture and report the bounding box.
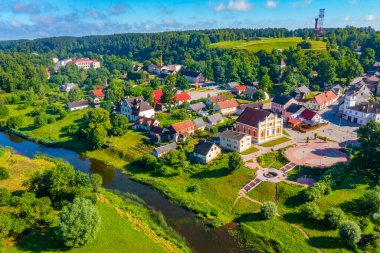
[210,37,326,52]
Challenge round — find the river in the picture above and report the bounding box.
[0,131,254,253]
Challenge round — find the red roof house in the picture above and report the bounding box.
[232,85,247,96]
[175,93,191,102]
[300,109,321,122]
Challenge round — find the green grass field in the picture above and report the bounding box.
[210,37,327,52]
[260,137,291,147]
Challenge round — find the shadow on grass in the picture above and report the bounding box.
[234,212,264,223]
[282,213,331,232]
[15,228,68,253]
[308,236,344,250]
[191,167,230,179]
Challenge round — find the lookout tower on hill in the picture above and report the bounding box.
[314,9,325,36]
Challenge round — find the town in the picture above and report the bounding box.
[0,3,379,253]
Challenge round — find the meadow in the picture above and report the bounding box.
[210,37,327,52]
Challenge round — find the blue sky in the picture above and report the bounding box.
[0,0,378,40]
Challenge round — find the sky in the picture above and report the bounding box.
[0,0,378,40]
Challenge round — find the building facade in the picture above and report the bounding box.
[193,141,221,164]
[219,130,252,153]
[120,97,155,122]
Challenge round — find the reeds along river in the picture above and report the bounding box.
[0,131,255,253]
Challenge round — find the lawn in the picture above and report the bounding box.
[210,37,327,53]
[6,201,175,253]
[257,148,289,169]
[241,146,260,155]
[127,156,257,224]
[260,137,291,147]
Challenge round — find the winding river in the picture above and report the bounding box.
[0,131,254,253]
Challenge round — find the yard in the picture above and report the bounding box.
[260,137,291,147]
[210,37,327,53]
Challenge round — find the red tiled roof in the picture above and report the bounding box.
[300,109,318,121]
[237,108,272,128]
[72,58,99,63]
[216,99,239,110]
[175,93,191,101]
[314,91,337,106]
[171,120,195,132]
[234,85,247,91]
[92,89,104,97]
[209,94,227,103]
[288,118,301,125]
[154,89,163,103]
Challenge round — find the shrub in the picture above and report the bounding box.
[0,188,11,206]
[6,116,24,129]
[260,202,278,220]
[304,181,330,201]
[90,174,103,193]
[47,115,56,124]
[228,152,244,171]
[339,221,361,246]
[0,167,9,180]
[300,202,320,220]
[57,198,101,248]
[324,207,345,228]
[360,189,380,214]
[187,184,200,193]
[34,113,48,128]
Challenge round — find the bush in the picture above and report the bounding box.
[324,207,345,229]
[57,198,101,248]
[0,188,11,206]
[304,181,330,201]
[260,202,278,220]
[187,184,200,193]
[34,113,48,128]
[339,221,361,246]
[0,167,9,180]
[228,152,244,171]
[47,115,56,124]
[90,174,103,193]
[300,202,320,220]
[7,116,24,129]
[360,189,380,214]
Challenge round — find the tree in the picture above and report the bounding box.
[100,100,114,112]
[339,221,361,246]
[176,76,190,90]
[0,97,9,118]
[68,88,82,102]
[0,167,10,180]
[252,90,265,101]
[6,116,23,129]
[0,188,11,206]
[343,56,363,84]
[356,121,380,175]
[84,108,111,150]
[260,202,278,219]
[259,75,273,93]
[360,189,380,214]
[58,198,101,248]
[111,114,128,136]
[34,113,48,128]
[324,207,346,228]
[228,152,244,171]
[300,202,320,220]
[316,55,336,84]
[90,174,103,193]
[160,84,175,106]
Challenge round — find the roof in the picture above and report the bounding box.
[297,85,311,94]
[154,143,178,155]
[207,113,223,124]
[237,108,272,128]
[189,102,206,112]
[208,94,227,103]
[194,141,217,156]
[67,100,88,108]
[193,118,206,128]
[135,117,157,126]
[237,102,263,111]
[181,70,202,78]
[272,95,294,106]
[72,58,99,63]
[286,103,303,114]
[220,130,248,141]
[153,90,163,103]
[349,103,380,114]
[313,91,337,106]
[280,58,286,66]
[288,118,301,125]
[92,89,104,97]
[124,97,154,114]
[171,120,195,132]
[300,109,318,121]
[227,82,239,88]
[216,99,239,110]
[234,85,247,91]
[175,93,191,101]
[243,86,258,97]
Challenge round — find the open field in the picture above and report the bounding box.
[210,37,327,52]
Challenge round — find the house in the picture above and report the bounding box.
[170,120,195,142]
[153,143,178,158]
[330,84,344,97]
[163,64,182,73]
[305,91,338,111]
[289,85,311,100]
[213,100,239,115]
[188,102,207,115]
[236,102,263,115]
[66,100,89,111]
[71,58,100,70]
[219,130,252,153]
[226,82,239,90]
[193,118,207,131]
[232,85,247,96]
[91,89,105,104]
[342,103,380,125]
[205,94,228,107]
[153,90,191,109]
[206,113,224,126]
[282,103,304,122]
[181,70,205,84]
[120,97,155,122]
[271,95,297,115]
[235,108,283,144]
[310,70,318,78]
[175,93,191,105]
[299,109,323,125]
[149,126,173,143]
[148,64,165,74]
[60,83,78,92]
[132,117,159,131]
[193,141,221,164]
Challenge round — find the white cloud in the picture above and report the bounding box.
[290,0,312,7]
[364,14,376,21]
[10,20,23,28]
[213,0,253,12]
[265,1,277,8]
[344,16,350,22]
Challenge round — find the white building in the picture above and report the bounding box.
[56,58,100,70]
[120,97,155,122]
[60,83,78,92]
[193,141,221,164]
[342,95,380,125]
[219,130,252,153]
